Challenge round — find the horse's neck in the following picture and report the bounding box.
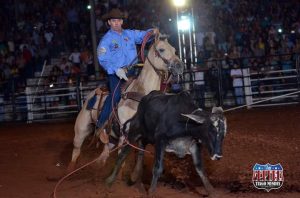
[135,60,161,94]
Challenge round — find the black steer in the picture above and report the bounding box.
[106,90,227,196]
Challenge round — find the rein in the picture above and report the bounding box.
[141,31,170,79]
[122,31,173,102]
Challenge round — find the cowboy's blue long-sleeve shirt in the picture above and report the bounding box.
[97,29,152,74]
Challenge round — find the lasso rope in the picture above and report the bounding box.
[52,31,157,198]
[224,90,300,112]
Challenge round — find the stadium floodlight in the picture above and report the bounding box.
[177,15,190,31]
[172,0,186,7]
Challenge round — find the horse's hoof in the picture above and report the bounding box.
[96,157,107,167]
[130,171,140,184]
[148,188,159,198]
[147,191,160,198]
[207,189,222,198]
[135,182,147,194]
[205,186,216,197]
[46,176,61,182]
[105,176,114,187]
[66,162,76,174]
[126,177,135,186]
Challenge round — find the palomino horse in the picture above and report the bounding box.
[67,34,184,172]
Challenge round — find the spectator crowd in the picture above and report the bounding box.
[0,0,300,102]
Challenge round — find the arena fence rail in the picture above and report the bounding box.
[0,53,299,123]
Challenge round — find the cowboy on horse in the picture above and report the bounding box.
[95,8,159,140]
[67,8,183,173]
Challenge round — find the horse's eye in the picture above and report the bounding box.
[159,49,165,53]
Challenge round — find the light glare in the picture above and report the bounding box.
[172,0,186,7]
[177,16,190,31]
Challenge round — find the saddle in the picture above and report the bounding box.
[89,77,143,144]
[86,86,109,110]
[87,77,144,110]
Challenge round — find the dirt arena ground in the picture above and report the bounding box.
[0,105,299,198]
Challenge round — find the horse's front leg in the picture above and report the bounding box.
[105,145,132,186]
[190,143,214,195]
[148,140,166,195]
[96,142,115,166]
[97,125,123,166]
[67,121,92,173]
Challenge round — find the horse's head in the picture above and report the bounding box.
[147,34,184,77]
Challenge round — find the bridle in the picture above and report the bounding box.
[141,32,175,78]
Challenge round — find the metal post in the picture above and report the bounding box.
[76,75,81,111]
[217,62,223,106]
[14,0,18,21]
[296,54,300,102]
[191,8,197,64]
[188,13,193,67]
[43,86,48,119]
[182,33,187,65]
[12,79,16,120]
[89,0,99,77]
[176,8,182,60]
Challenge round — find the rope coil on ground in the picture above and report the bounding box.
[52,142,127,198]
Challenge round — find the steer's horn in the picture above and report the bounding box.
[181,113,205,124]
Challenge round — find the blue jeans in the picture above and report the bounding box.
[96,68,135,128]
[96,74,122,128]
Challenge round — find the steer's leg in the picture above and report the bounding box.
[148,140,166,195]
[190,143,214,195]
[105,145,132,186]
[129,139,145,184]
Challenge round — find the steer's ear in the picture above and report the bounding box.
[181,113,205,124]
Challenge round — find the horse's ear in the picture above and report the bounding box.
[159,33,169,41]
[155,33,159,43]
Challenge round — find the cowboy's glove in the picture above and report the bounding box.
[116,68,128,81]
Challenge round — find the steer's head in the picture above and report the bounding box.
[181,107,227,160]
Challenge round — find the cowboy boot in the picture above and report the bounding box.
[96,127,109,144]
